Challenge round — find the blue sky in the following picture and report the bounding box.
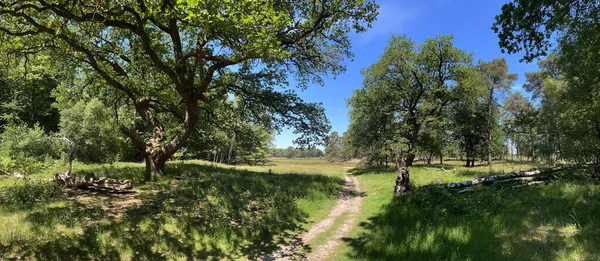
[273,0,539,148]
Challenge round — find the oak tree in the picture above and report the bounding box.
[0,0,377,180]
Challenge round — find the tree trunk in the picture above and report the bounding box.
[427,153,432,165]
[470,159,475,167]
[440,154,443,165]
[120,99,199,181]
[227,133,236,164]
[487,88,494,169]
[394,153,414,195]
[466,159,471,167]
[144,155,167,181]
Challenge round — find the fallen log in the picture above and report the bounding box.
[512,181,546,188]
[447,169,542,189]
[495,176,536,183]
[49,137,133,192]
[53,173,133,192]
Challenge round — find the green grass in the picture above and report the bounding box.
[0,157,350,260]
[337,160,600,261]
[4,157,599,260]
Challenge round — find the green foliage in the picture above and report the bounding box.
[0,181,62,207]
[0,123,61,174]
[0,54,60,133]
[0,1,378,174]
[493,0,598,62]
[183,99,273,165]
[59,99,129,163]
[347,34,475,167]
[451,94,487,163]
[271,147,324,158]
[325,131,352,162]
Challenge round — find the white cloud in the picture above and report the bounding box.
[356,1,419,44]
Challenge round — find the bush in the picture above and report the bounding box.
[0,123,61,174]
[59,98,130,163]
[0,181,63,206]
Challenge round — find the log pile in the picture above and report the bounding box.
[4,137,135,192]
[51,137,133,192]
[53,173,133,192]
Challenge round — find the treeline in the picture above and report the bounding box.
[270,147,324,158]
[340,39,600,169]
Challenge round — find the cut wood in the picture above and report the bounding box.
[53,173,133,192]
[496,176,536,183]
[49,137,133,192]
[447,169,542,189]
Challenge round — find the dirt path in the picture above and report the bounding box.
[263,172,362,261]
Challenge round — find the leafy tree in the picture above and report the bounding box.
[346,87,399,166]
[503,92,537,161]
[451,94,487,167]
[270,147,323,158]
[495,2,600,164]
[357,34,475,194]
[0,54,60,133]
[477,58,517,168]
[418,119,448,165]
[0,0,377,180]
[59,98,129,163]
[325,131,349,162]
[493,0,598,62]
[0,122,61,174]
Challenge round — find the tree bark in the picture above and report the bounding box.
[144,155,167,181]
[487,88,494,169]
[121,100,199,181]
[394,153,415,195]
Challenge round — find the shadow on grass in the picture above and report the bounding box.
[343,170,600,260]
[1,162,344,260]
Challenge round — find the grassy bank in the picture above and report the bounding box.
[0,158,350,260]
[338,160,600,260]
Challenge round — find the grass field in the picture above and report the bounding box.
[2,158,599,260]
[0,158,353,260]
[337,160,600,261]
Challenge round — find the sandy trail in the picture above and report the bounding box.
[263,172,362,261]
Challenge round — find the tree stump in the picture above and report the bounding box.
[394,166,411,195]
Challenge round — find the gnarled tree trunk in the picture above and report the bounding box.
[394,154,415,195]
[121,100,199,181]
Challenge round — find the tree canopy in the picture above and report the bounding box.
[347,34,476,194]
[0,0,378,179]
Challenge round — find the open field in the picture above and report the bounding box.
[0,158,353,260]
